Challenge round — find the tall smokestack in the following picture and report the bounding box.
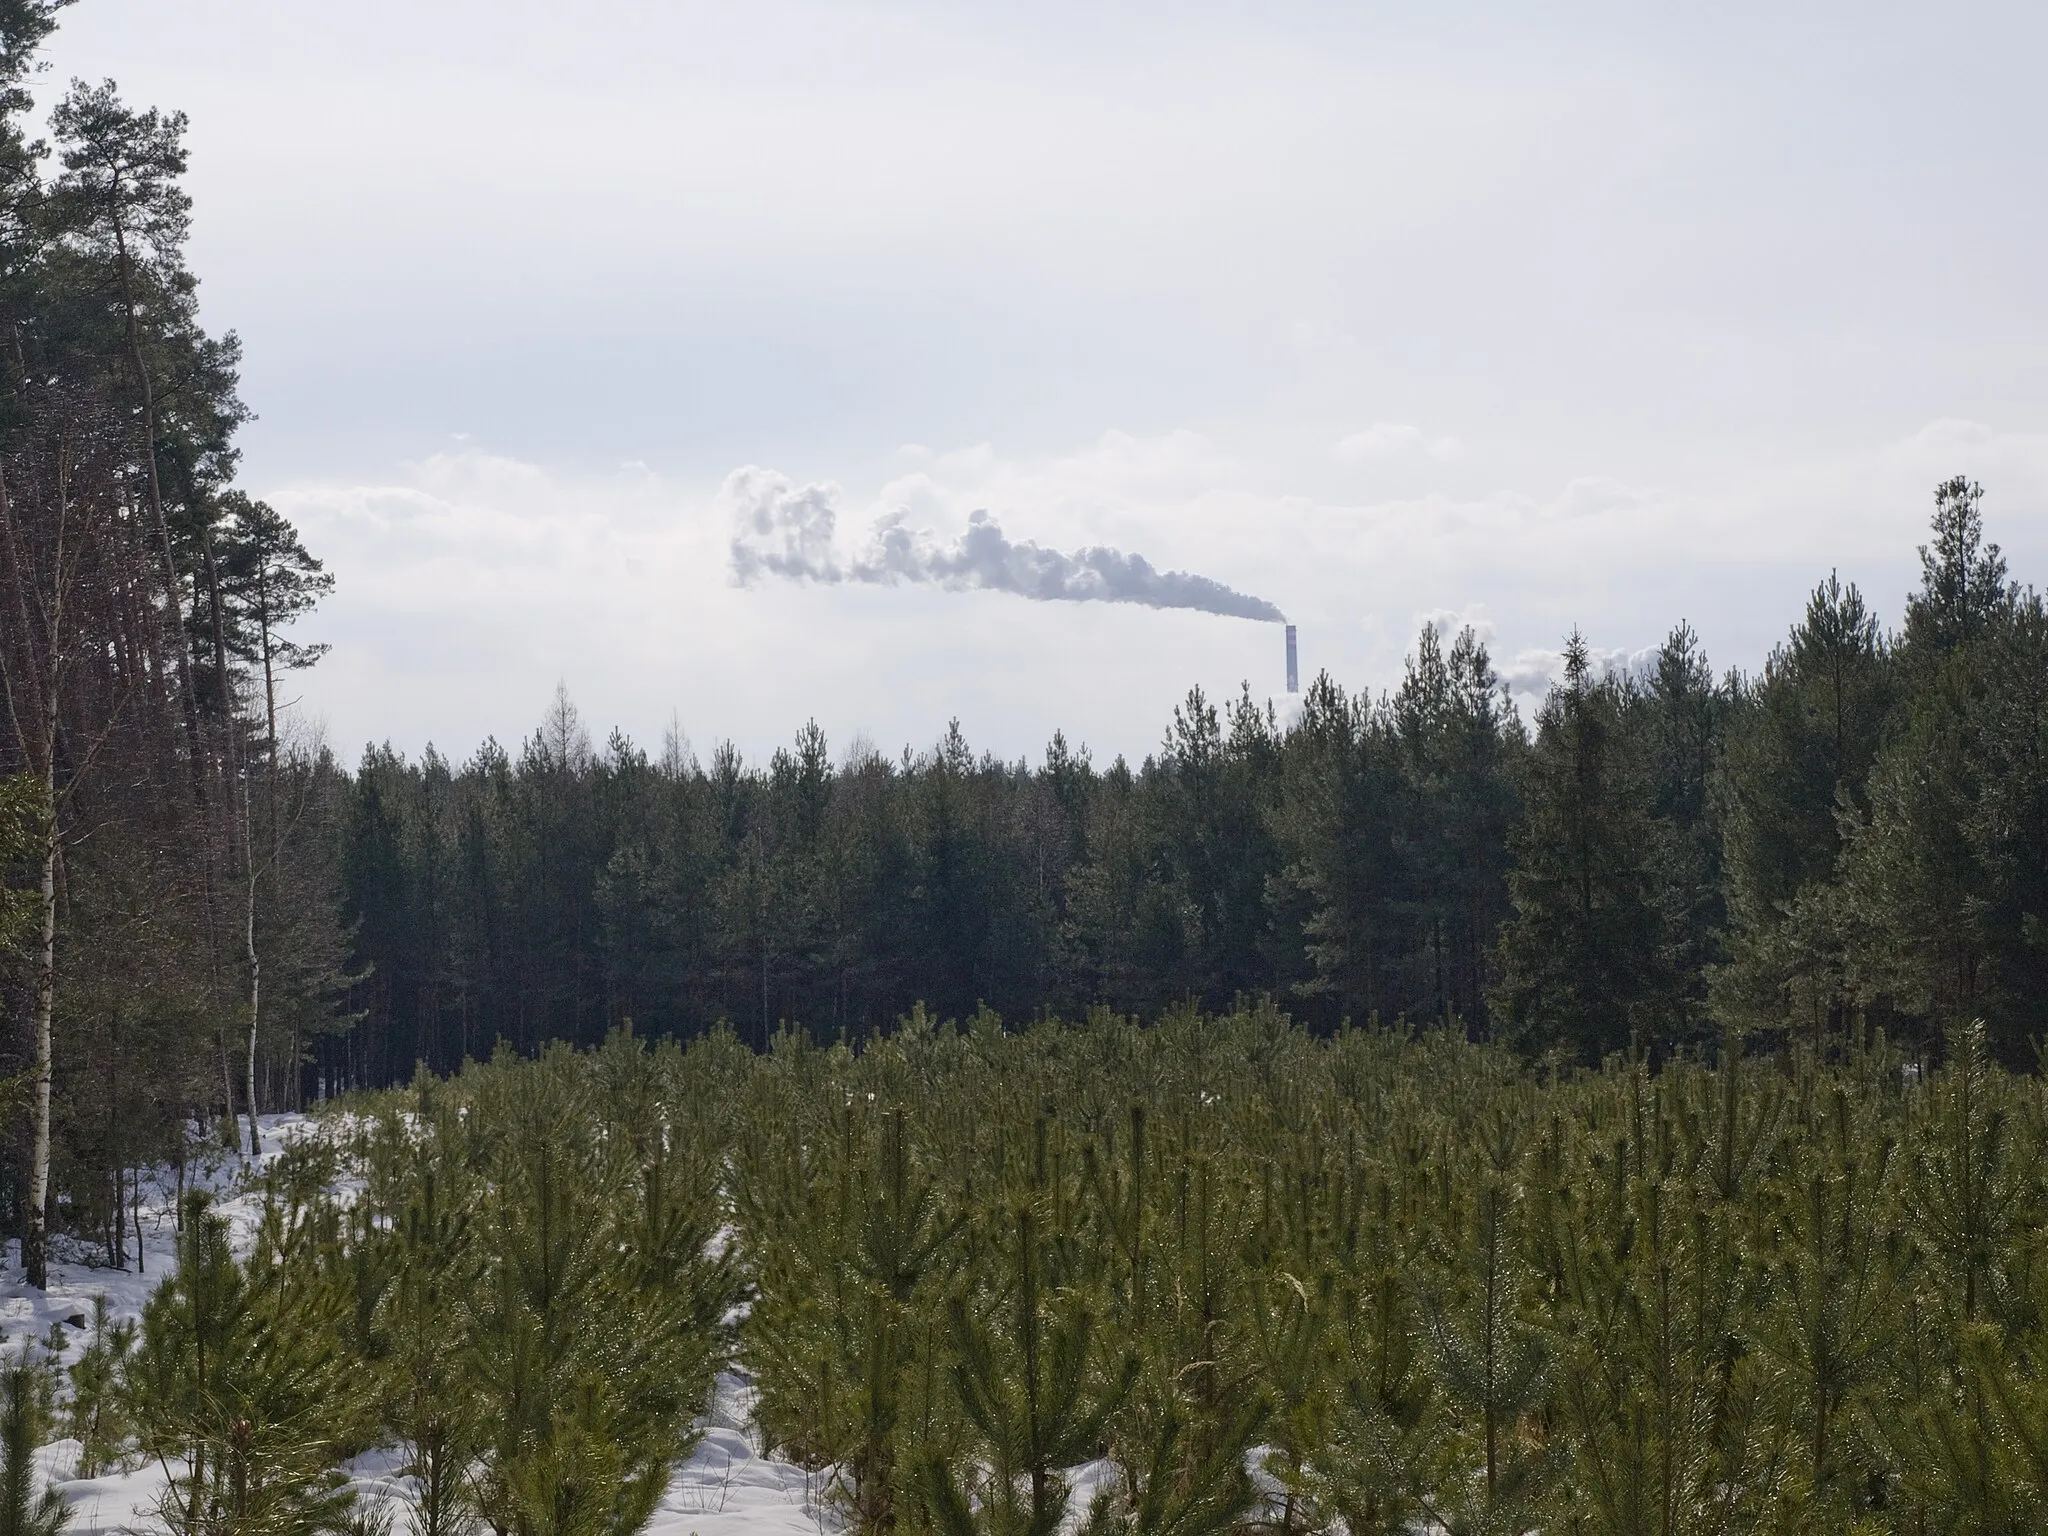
[1285,624,1299,693]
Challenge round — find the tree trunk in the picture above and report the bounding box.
[244,762,261,1159]
[24,779,55,1290]
[218,1028,235,1151]
[114,222,201,763]
[0,458,61,1294]
[258,567,282,846]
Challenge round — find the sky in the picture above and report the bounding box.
[36,1,2048,769]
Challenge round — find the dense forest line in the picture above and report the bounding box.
[330,473,2048,1089]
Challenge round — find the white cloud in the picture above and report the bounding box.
[273,417,2048,770]
[1499,649,1568,698]
[1414,604,1498,644]
[1333,423,1464,465]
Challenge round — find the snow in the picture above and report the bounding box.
[644,1369,837,1536]
[0,1120,294,1368]
[1,1114,839,1536]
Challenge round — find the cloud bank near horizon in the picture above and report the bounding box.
[269,418,2048,773]
[724,466,1287,623]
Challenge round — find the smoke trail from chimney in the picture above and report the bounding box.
[725,467,1285,624]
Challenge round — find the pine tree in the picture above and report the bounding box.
[0,23,296,1280]
[1714,573,1893,1042]
[1947,586,2048,1055]
[1639,623,1730,1051]
[1491,634,1672,1061]
[1078,1099,1263,1536]
[1537,1066,1785,1536]
[126,1192,365,1536]
[1317,1150,1445,1536]
[1831,479,2024,1052]
[0,1354,65,1536]
[461,1050,731,1536]
[838,1105,957,1533]
[1268,673,1403,1023]
[203,492,338,1149]
[66,1294,135,1479]
[1748,1065,1907,1523]
[1240,1207,1335,1534]
[1901,478,2013,664]
[1870,1021,2045,1528]
[214,493,331,770]
[1422,1105,1549,1535]
[1389,624,1520,1032]
[1935,1219,2048,1531]
[377,1121,481,1536]
[920,1196,1135,1536]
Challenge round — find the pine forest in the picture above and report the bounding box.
[0,3,2047,1535]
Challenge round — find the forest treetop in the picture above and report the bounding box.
[329,476,2048,1086]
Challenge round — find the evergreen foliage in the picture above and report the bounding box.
[89,1035,737,1536]
[270,472,2045,1085]
[126,1191,366,1536]
[15,1007,2048,1536]
[1491,634,1669,1060]
[0,1350,65,1536]
[0,2,348,1280]
[66,1294,134,1479]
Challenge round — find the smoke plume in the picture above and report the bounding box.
[725,467,1285,623]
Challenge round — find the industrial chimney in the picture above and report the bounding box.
[1285,624,1299,693]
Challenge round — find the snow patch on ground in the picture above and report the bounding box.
[2,1113,839,1536]
[0,1115,328,1372]
[641,1368,839,1536]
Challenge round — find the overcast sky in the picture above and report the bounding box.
[39,1,2048,768]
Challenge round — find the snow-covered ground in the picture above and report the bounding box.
[2,1114,835,1536]
[649,1369,837,1536]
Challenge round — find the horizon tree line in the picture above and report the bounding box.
[328,476,2048,1087]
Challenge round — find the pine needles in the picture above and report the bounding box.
[59,1008,2048,1536]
